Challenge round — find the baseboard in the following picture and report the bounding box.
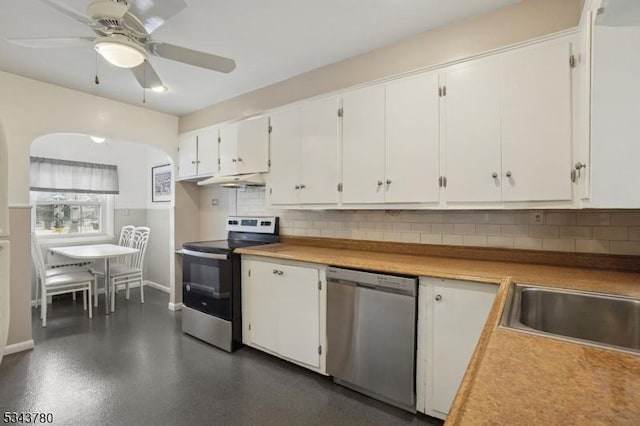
[4,339,35,356]
[168,302,182,311]
[145,280,170,293]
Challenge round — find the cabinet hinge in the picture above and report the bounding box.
[248,323,251,331]
[268,159,271,167]
[337,183,343,192]
[337,108,343,118]
[318,280,322,290]
[248,269,251,277]
[439,86,447,97]
[268,125,273,133]
[218,158,221,165]
[569,54,577,69]
[318,345,322,355]
[218,137,221,143]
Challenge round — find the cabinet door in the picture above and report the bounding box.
[197,126,219,176]
[276,264,321,368]
[423,278,497,417]
[342,85,386,204]
[300,97,340,205]
[178,133,198,179]
[501,40,573,202]
[385,72,441,203]
[237,116,270,174]
[219,122,238,176]
[444,57,502,203]
[247,261,279,353]
[269,108,301,205]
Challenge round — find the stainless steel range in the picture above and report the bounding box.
[180,216,279,352]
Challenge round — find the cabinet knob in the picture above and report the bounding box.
[191,161,196,164]
[273,269,278,274]
[492,172,498,179]
[232,158,237,163]
[295,185,300,190]
[238,158,243,162]
[300,184,306,189]
[386,179,392,185]
[278,270,283,276]
[435,295,442,301]
[505,171,512,178]
[377,180,383,186]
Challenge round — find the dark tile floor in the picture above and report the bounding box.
[0,289,442,426]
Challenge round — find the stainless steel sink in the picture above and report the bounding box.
[500,284,640,355]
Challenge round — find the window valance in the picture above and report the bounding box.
[30,156,119,194]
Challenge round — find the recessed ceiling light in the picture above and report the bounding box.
[90,136,106,144]
[151,85,168,93]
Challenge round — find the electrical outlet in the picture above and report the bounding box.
[211,199,219,206]
[531,212,544,224]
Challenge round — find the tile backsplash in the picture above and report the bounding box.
[236,188,640,255]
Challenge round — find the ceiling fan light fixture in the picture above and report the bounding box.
[90,136,106,144]
[94,35,146,68]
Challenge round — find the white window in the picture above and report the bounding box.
[29,156,118,240]
[32,192,114,238]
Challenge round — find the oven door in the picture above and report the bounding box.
[181,249,232,320]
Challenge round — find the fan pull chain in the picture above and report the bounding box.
[94,51,100,85]
[142,60,147,104]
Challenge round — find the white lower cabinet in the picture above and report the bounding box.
[417,277,497,419]
[242,257,327,374]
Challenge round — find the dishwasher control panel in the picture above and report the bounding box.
[327,267,416,296]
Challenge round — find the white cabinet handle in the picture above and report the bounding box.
[506,171,512,178]
[492,172,498,179]
[377,180,383,186]
[300,184,306,189]
[295,185,300,190]
[386,179,392,185]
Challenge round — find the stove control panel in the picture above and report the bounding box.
[226,216,278,234]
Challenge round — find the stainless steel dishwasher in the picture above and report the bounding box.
[327,267,417,412]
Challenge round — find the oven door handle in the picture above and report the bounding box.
[180,249,229,260]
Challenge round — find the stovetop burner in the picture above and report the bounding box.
[183,238,276,253]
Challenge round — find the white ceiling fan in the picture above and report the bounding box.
[8,0,236,91]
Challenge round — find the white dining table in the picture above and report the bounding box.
[50,244,139,315]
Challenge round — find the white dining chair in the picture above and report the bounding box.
[91,225,135,307]
[91,226,151,312]
[31,233,90,309]
[31,233,93,327]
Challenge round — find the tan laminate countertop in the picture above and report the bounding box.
[237,243,640,424]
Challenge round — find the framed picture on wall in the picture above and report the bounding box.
[151,164,172,203]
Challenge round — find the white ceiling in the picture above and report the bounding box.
[0,0,519,116]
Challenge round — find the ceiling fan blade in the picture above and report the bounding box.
[130,60,164,89]
[147,42,236,73]
[128,0,187,33]
[38,0,94,26]
[7,37,93,48]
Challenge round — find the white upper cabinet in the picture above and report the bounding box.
[268,97,340,206]
[219,122,238,176]
[300,97,340,205]
[500,39,573,202]
[269,108,302,205]
[444,57,502,203]
[219,116,270,176]
[342,85,386,204]
[385,72,441,204]
[178,133,198,179]
[197,125,220,176]
[177,126,219,180]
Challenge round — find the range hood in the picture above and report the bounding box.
[197,173,265,188]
